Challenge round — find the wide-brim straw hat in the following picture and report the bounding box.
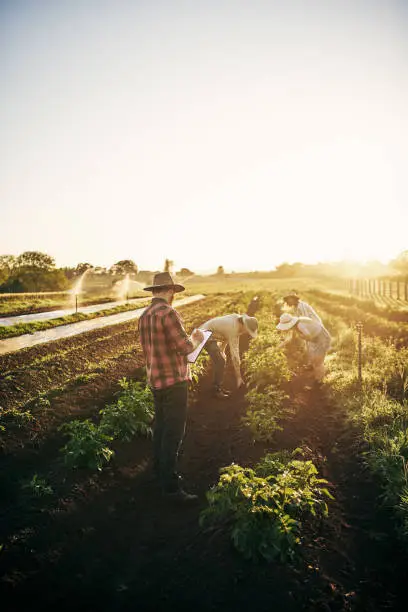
[276,313,299,331]
[144,272,185,293]
[241,314,258,338]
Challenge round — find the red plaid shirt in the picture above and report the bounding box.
[138,298,195,390]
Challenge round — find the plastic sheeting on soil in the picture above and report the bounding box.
[0,295,205,356]
[0,297,148,327]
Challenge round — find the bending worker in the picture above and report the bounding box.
[200,313,258,398]
[276,313,331,382]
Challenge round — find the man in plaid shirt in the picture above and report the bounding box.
[139,272,203,502]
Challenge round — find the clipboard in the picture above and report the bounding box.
[187,330,213,363]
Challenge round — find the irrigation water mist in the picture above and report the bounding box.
[71,268,93,312]
[114,274,146,301]
[71,268,93,297]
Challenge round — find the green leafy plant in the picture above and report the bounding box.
[99,378,154,441]
[243,386,288,441]
[190,352,210,386]
[200,451,333,563]
[241,300,291,440]
[22,473,54,497]
[59,419,114,470]
[0,407,34,431]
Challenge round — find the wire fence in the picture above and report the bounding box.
[348,277,408,301]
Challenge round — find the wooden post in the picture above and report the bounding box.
[405,279,408,302]
[75,295,78,314]
[389,280,393,299]
[397,281,400,301]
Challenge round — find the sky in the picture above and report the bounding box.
[1,0,407,273]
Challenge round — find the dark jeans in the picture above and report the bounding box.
[205,339,226,387]
[152,381,188,492]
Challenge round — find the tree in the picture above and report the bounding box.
[164,259,174,273]
[0,254,17,285]
[391,251,408,275]
[60,266,77,280]
[0,254,17,273]
[110,260,138,276]
[216,266,225,275]
[75,263,93,276]
[16,251,55,271]
[273,262,304,278]
[177,268,195,278]
[1,268,68,292]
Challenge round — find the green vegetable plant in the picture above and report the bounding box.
[59,419,114,470]
[200,451,333,563]
[21,473,54,497]
[99,377,154,441]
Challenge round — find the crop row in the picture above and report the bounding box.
[308,299,408,539]
[304,290,408,345]
[200,292,333,563]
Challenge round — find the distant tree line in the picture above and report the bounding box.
[3,249,405,293]
[0,253,197,293]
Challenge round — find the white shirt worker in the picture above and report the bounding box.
[201,314,244,385]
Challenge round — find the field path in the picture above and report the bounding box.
[0,295,205,356]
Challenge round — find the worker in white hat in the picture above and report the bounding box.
[276,313,331,382]
[200,313,258,398]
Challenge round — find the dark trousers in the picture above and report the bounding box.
[152,381,188,492]
[205,339,226,387]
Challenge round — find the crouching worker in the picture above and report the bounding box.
[276,313,331,383]
[139,272,204,502]
[200,314,258,398]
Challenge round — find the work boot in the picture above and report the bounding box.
[212,386,230,399]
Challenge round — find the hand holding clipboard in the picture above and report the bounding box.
[187,329,213,363]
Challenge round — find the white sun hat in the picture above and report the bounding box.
[276,313,299,331]
[241,314,258,338]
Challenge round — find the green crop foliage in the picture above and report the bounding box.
[200,451,333,563]
[241,298,292,440]
[21,473,54,497]
[243,386,289,441]
[99,378,154,441]
[59,419,114,470]
[0,407,34,432]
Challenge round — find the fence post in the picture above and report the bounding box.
[389,280,393,299]
[397,281,400,301]
[75,295,78,314]
[356,321,363,387]
[405,278,408,302]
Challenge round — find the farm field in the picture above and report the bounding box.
[1,286,408,611]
